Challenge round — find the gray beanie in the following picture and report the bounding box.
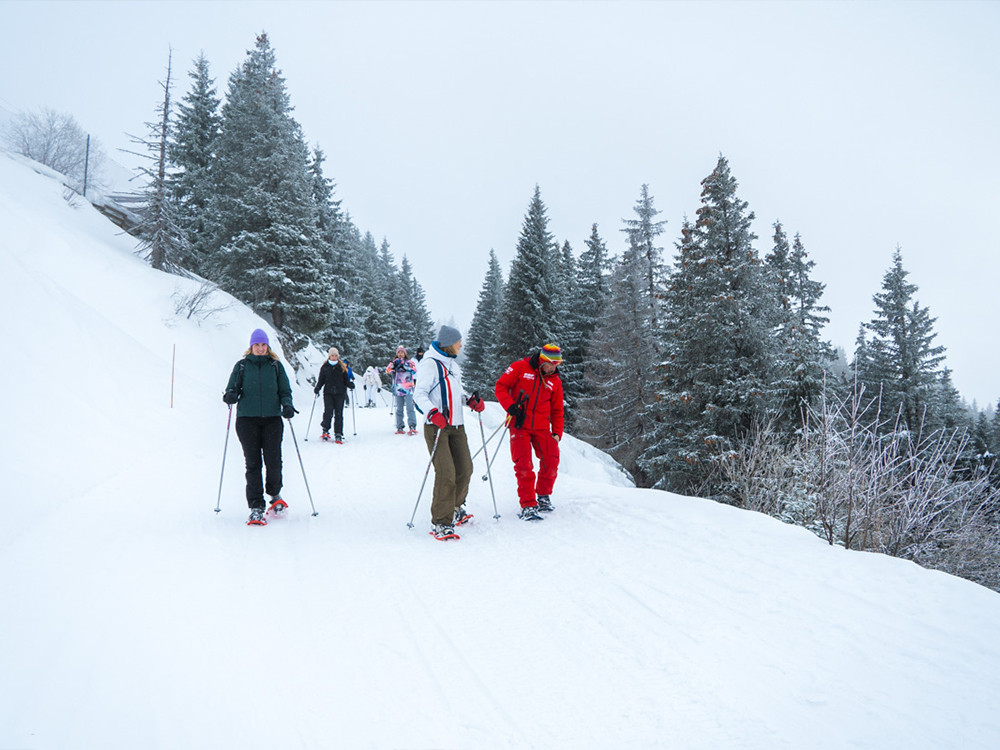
[437,325,462,348]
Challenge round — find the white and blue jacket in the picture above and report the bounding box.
[413,342,467,427]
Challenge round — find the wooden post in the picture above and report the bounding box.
[170,344,176,408]
[82,134,90,197]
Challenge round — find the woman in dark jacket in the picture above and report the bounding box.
[223,328,294,526]
[314,346,355,443]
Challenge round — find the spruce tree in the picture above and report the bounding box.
[168,52,221,274]
[576,223,612,344]
[765,224,834,431]
[209,33,333,335]
[620,184,668,338]
[576,243,660,483]
[496,185,559,364]
[353,232,396,365]
[642,157,780,494]
[858,247,947,434]
[399,255,435,350]
[554,240,585,427]
[464,249,506,398]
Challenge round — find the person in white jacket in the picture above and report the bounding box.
[361,365,383,407]
[413,325,485,540]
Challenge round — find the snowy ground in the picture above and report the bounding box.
[2,151,1000,750]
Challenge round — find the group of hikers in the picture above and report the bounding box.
[222,325,565,539]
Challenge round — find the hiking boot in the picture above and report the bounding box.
[247,508,267,526]
[519,504,543,522]
[431,524,459,540]
[537,495,554,512]
[454,506,473,526]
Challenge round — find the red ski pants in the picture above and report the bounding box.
[509,427,560,508]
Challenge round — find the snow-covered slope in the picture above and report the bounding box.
[2,151,999,750]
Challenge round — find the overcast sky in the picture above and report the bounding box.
[2,0,998,405]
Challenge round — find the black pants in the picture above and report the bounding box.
[321,391,346,436]
[235,416,283,508]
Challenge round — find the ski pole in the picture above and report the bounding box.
[477,409,501,520]
[470,419,505,462]
[287,417,318,516]
[407,427,441,528]
[351,389,357,435]
[215,404,233,513]
[378,387,389,407]
[304,392,319,441]
[483,424,508,481]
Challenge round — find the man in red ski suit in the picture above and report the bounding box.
[494,343,565,521]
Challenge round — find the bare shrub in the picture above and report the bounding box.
[722,378,1000,591]
[172,281,231,322]
[4,108,106,191]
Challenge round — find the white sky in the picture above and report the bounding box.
[2,0,998,405]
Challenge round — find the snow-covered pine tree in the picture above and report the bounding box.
[322,220,369,363]
[576,223,612,343]
[575,237,660,484]
[555,240,586,428]
[620,184,668,343]
[127,50,188,273]
[308,147,346,265]
[576,187,667,480]
[399,255,434,351]
[573,224,613,420]
[463,249,506,398]
[857,246,947,434]
[496,186,560,364]
[167,52,221,274]
[765,223,835,432]
[641,157,780,495]
[352,232,397,365]
[209,32,333,335]
[377,238,404,342]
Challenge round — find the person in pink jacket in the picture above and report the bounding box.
[386,345,418,434]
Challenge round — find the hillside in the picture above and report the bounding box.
[1,151,999,750]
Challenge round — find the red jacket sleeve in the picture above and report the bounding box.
[550,376,565,438]
[494,361,519,411]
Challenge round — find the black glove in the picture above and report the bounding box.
[347,381,355,390]
[507,402,526,429]
[223,390,239,405]
[314,387,321,396]
[281,403,295,419]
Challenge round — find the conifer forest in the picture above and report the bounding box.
[129,34,999,590]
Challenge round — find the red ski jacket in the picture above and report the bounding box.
[494,357,565,438]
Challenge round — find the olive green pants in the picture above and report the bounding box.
[424,424,473,526]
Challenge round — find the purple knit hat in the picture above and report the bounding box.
[249,328,269,347]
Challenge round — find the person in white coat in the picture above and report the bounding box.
[413,325,485,540]
[361,365,383,407]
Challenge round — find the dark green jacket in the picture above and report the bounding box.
[225,355,293,418]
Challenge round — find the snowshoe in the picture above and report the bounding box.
[430,524,460,541]
[454,506,473,526]
[518,504,543,522]
[321,432,331,441]
[395,429,405,435]
[335,435,344,444]
[537,495,554,513]
[267,496,288,516]
[247,508,267,526]
[407,428,418,436]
